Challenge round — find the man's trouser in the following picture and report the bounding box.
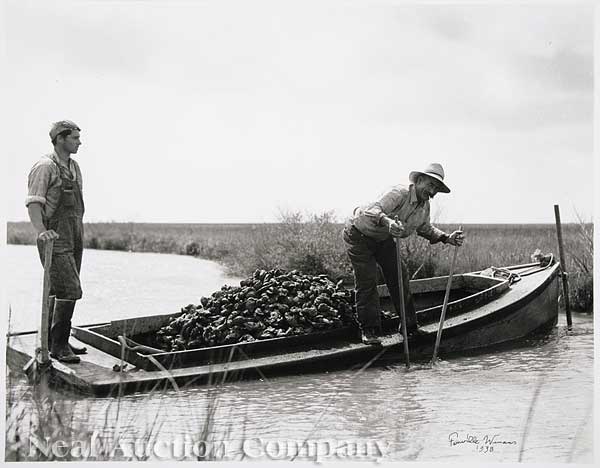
[37,218,83,358]
[342,223,418,331]
[36,165,85,358]
[36,221,83,302]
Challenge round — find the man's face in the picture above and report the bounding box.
[415,175,441,202]
[59,130,82,154]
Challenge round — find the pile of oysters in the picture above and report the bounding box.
[155,268,355,351]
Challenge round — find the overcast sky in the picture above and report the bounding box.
[2,0,595,224]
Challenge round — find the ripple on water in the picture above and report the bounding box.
[7,317,594,463]
[6,246,594,462]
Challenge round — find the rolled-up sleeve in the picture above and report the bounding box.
[364,189,406,225]
[26,163,53,207]
[417,222,445,244]
[416,205,446,244]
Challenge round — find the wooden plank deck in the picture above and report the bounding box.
[7,328,405,395]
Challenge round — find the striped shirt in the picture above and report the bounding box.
[350,183,445,243]
[25,152,83,220]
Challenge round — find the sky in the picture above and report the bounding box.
[1,0,596,224]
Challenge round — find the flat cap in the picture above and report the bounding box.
[49,120,81,140]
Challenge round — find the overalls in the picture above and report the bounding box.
[37,158,85,300]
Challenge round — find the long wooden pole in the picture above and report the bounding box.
[38,239,54,365]
[25,239,55,385]
[431,226,462,362]
[395,238,410,369]
[553,205,572,330]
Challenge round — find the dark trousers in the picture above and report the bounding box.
[342,224,417,330]
[37,216,84,301]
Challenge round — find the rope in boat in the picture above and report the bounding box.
[516,254,555,277]
[480,254,555,285]
[484,267,522,285]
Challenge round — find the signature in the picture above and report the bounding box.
[448,432,517,454]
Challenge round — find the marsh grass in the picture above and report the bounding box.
[5,371,110,462]
[7,215,593,310]
[5,365,234,461]
[5,328,234,462]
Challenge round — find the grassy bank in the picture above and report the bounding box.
[7,215,593,311]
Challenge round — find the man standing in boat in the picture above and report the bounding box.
[25,120,87,363]
[343,163,465,345]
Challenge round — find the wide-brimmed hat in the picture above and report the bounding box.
[409,163,450,193]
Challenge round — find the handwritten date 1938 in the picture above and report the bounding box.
[448,431,517,454]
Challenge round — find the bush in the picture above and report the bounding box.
[7,218,593,312]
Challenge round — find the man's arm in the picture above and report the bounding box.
[26,161,59,241]
[417,221,464,246]
[27,203,59,241]
[363,188,407,230]
[416,220,446,244]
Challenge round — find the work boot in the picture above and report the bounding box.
[402,301,427,337]
[406,326,428,338]
[48,296,86,354]
[50,299,80,363]
[69,341,88,355]
[360,327,382,346]
[401,319,428,338]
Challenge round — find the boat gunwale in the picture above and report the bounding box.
[379,273,510,325]
[75,267,561,394]
[7,262,561,396]
[72,325,153,369]
[72,270,513,370]
[422,261,560,340]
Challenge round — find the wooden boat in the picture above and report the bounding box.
[7,257,560,395]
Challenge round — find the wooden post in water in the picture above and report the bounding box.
[394,238,410,369]
[553,205,572,330]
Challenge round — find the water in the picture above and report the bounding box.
[3,244,244,332]
[4,245,594,463]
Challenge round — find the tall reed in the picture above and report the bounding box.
[5,328,232,461]
[7,215,593,311]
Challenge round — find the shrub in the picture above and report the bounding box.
[7,217,593,312]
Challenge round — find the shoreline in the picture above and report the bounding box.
[6,219,593,311]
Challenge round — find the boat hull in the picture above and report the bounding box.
[6,262,560,395]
